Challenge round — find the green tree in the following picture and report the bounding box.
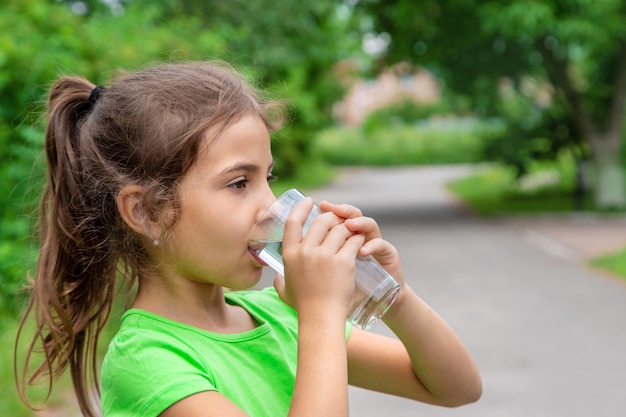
[357,0,626,208]
[0,0,359,314]
[60,0,361,177]
[0,0,226,313]
[201,0,357,176]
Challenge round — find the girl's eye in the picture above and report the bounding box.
[229,178,249,189]
[267,174,278,183]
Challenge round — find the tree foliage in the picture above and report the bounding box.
[0,0,358,313]
[357,0,626,207]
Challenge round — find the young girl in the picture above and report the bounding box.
[16,61,481,417]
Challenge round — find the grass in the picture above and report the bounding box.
[447,159,626,215]
[447,161,626,280]
[2,314,77,417]
[447,164,596,216]
[590,248,626,278]
[5,303,130,416]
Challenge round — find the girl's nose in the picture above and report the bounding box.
[257,188,277,219]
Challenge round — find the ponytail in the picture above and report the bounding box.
[16,77,117,417]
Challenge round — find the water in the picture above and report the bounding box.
[350,256,400,329]
[255,239,285,276]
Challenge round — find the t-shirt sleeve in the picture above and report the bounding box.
[101,324,216,417]
[244,287,352,340]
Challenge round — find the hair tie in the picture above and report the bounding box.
[87,85,106,110]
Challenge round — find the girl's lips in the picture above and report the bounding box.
[249,248,268,267]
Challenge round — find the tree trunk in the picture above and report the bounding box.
[590,135,626,209]
[538,37,626,210]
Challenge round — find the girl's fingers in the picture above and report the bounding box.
[273,273,292,307]
[357,237,404,284]
[314,199,406,286]
[358,237,393,258]
[344,216,382,241]
[318,201,362,219]
[339,233,366,258]
[301,212,345,247]
[311,222,358,255]
[282,197,315,246]
[318,200,381,239]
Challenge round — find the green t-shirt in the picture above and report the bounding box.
[101,287,306,417]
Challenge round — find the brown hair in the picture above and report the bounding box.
[15,61,282,416]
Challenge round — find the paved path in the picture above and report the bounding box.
[306,166,626,417]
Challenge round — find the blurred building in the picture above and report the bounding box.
[333,61,440,126]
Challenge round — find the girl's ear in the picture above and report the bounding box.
[117,185,160,239]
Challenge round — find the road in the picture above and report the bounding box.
[304,165,626,417]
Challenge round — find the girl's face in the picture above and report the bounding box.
[160,114,277,289]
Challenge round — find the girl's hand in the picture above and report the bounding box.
[318,201,405,291]
[274,198,365,321]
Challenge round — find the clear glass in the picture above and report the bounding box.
[250,188,400,330]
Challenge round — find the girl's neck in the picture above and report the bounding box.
[132,275,257,334]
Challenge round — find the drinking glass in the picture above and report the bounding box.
[250,188,400,330]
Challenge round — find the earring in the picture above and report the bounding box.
[152,239,159,247]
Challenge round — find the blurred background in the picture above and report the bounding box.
[2,0,626,415]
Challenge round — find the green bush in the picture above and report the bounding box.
[446,156,606,216]
[362,100,451,135]
[313,117,504,166]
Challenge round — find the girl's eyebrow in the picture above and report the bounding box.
[218,160,275,177]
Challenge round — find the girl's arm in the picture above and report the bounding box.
[320,201,482,407]
[347,290,482,406]
[274,197,363,417]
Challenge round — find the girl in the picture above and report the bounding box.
[16,61,481,417]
